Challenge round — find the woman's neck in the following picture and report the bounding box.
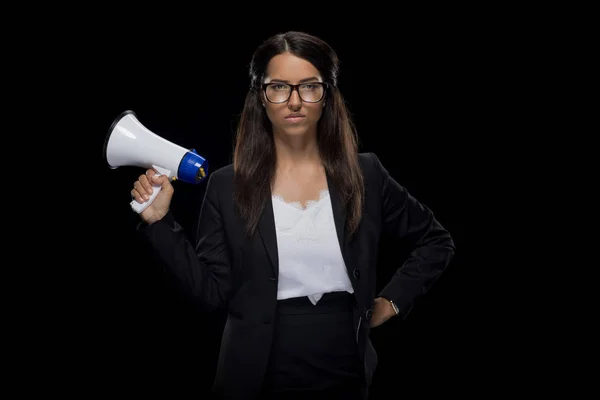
[273,132,321,172]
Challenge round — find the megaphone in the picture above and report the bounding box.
[103,110,209,213]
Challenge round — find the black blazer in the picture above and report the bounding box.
[138,152,455,398]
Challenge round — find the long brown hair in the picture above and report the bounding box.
[233,31,364,237]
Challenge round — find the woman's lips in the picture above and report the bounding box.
[285,114,305,123]
[285,116,305,123]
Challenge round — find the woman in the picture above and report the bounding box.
[131,31,455,399]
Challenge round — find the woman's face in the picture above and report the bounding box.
[262,53,326,139]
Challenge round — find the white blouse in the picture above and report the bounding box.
[271,189,354,305]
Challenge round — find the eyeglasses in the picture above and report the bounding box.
[262,82,328,104]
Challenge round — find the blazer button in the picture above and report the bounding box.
[353,269,360,280]
[365,309,372,320]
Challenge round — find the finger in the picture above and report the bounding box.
[131,187,145,203]
[139,174,153,194]
[146,169,157,180]
[152,174,171,190]
[133,181,150,200]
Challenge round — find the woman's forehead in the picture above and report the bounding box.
[264,53,322,83]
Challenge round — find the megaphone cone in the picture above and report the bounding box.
[104,110,209,213]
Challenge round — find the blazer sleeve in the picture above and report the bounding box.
[136,172,230,313]
[371,152,456,319]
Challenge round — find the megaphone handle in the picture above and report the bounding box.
[130,166,172,214]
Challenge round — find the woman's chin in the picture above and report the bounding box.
[277,127,311,138]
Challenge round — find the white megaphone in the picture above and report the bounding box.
[103,110,209,213]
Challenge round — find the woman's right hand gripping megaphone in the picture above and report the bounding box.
[131,168,174,224]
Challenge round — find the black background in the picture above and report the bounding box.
[58,16,496,398]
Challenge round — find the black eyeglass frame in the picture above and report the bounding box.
[261,82,329,104]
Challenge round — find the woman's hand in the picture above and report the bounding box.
[369,297,398,328]
[131,168,174,224]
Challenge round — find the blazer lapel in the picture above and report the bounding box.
[258,195,279,277]
[326,175,358,282]
[326,174,347,253]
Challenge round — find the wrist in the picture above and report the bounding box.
[145,210,169,225]
[388,299,400,317]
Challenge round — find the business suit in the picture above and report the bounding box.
[138,152,455,398]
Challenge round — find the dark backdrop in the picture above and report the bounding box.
[85,24,478,399]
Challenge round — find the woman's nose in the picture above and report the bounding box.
[288,90,302,109]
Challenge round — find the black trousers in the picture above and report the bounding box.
[260,291,366,399]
